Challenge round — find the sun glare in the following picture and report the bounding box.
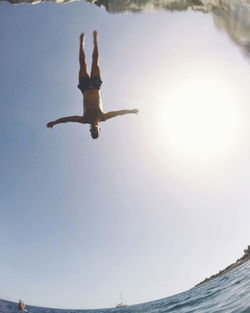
[148,78,242,166]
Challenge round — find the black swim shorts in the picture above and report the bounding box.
[77,75,102,92]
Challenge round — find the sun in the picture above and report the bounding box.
[148,78,242,166]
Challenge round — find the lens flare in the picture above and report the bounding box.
[146,78,243,167]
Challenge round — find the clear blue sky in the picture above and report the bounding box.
[0,1,250,309]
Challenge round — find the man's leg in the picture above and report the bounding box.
[79,33,88,78]
[90,30,100,77]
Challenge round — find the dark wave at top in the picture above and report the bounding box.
[95,0,250,59]
[2,0,250,60]
[92,0,208,14]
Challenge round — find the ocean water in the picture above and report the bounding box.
[1,260,250,313]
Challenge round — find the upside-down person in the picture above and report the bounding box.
[47,31,138,139]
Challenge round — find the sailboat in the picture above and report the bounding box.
[115,293,127,308]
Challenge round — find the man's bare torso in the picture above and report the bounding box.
[83,89,106,123]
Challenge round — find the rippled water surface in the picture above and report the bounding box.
[1,261,250,312]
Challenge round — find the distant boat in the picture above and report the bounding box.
[116,302,127,308]
[115,293,127,308]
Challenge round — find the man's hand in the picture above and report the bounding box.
[47,121,55,128]
[132,109,139,114]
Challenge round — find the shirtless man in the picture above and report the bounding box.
[47,31,138,139]
[18,300,27,312]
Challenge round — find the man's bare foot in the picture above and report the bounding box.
[47,121,54,128]
[80,33,84,45]
[93,30,98,45]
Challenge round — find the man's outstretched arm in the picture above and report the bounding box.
[47,115,83,128]
[104,109,139,120]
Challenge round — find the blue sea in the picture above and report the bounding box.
[1,260,250,313]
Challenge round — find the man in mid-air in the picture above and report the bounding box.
[47,31,138,139]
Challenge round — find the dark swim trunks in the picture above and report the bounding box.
[77,75,102,92]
